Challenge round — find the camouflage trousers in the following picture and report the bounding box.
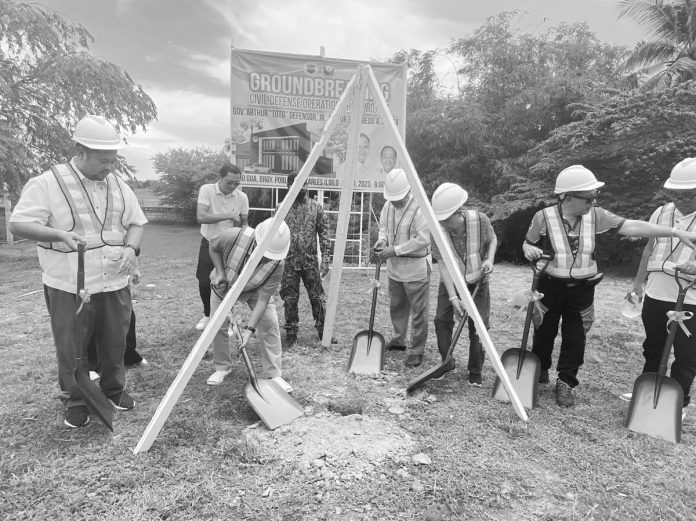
[280,264,326,335]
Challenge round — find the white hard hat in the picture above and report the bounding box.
[383,168,411,201]
[432,182,468,220]
[664,158,696,189]
[72,115,121,150]
[554,165,604,194]
[255,218,291,260]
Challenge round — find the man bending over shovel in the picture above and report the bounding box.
[621,158,696,420]
[523,165,696,408]
[430,182,497,386]
[206,218,293,393]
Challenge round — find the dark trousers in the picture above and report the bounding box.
[44,285,131,408]
[531,276,595,388]
[280,264,326,335]
[641,296,696,407]
[87,310,140,369]
[434,280,490,375]
[196,237,214,317]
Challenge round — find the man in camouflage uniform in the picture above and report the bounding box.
[280,172,336,347]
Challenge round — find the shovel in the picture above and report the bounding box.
[348,259,386,375]
[625,268,692,443]
[231,322,304,430]
[406,280,482,393]
[492,253,553,409]
[73,243,115,431]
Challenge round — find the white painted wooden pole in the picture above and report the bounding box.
[322,65,368,347]
[134,73,360,454]
[364,67,528,422]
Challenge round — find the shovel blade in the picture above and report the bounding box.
[74,369,115,431]
[491,348,540,410]
[244,379,303,430]
[626,373,683,443]
[406,358,453,393]
[348,330,385,375]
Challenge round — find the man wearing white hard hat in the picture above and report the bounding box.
[620,158,696,419]
[523,165,696,407]
[431,183,497,386]
[375,169,432,368]
[206,218,293,393]
[10,115,147,428]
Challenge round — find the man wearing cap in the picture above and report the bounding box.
[523,165,696,407]
[374,169,431,367]
[9,115,146,428]
[621,158,696,419]
[430,182,497,386]
[195,164,249,332]
[205,218,293,393]
[279,172,335,348]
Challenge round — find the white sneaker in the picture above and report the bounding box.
[683,404,690,422]
[271,376,293,393]
[196,316,210,331]
[207,369,231,386]
[89,371,100,381]
[620,392,632,402]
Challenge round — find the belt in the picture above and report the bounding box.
[542,275,597,288]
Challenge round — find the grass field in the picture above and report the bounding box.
[1,223,695,520]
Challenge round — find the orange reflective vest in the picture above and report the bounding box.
[647,203,696,272]
[37,163,127,253]
[543,206,597,278]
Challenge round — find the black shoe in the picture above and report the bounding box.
[432,358,456,380]
[387,342,407,352]
[468,373,483,387]
[539,369,549,384]
[109,391,135,411]
[555,380,575,407]
[316,329,338,344]
[64,405,90,428]
[286,333,298,348]
[405,355,423,367]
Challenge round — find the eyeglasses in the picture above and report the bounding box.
[569,192,599,202]
[667,190,696,200]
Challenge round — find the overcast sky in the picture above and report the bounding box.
[40,0,646,180]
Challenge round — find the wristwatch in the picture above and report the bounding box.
[125,244,141,257]
[243,325,256,333]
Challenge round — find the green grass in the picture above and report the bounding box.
[1,224,695,520]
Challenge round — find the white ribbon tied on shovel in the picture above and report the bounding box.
[666,310,694,337]
[76,288,91,315]
[523,289,544,315]
[367,278,382,294]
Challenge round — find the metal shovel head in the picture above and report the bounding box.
[243,378,304,430]
[625,373,683,443]
[347,330,385,375]
[74,368,115,431]
[491,348,541,410]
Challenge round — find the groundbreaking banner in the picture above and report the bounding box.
[230,48,406,192]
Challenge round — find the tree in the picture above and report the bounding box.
[152,147,229,208]
[618,0,696,89]
[0,0,157,196]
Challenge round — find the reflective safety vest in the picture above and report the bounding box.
[387,197,429,256]
[543,206,597,278]
[647,203,696,272]
[442,209,483,283]
[212,227,280,299]
[37,163,127,253]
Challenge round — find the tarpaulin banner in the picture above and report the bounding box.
[230,48,406,192]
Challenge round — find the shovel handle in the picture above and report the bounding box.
[232,319,263,397]
[76,243,85,303]
[367,260,383,332]
[443,280,482,362]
